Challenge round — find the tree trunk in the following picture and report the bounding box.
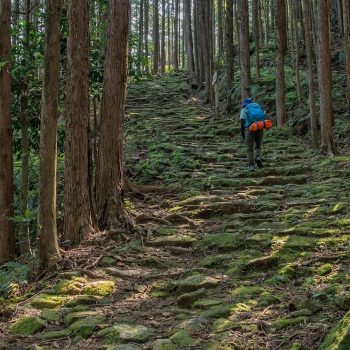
[253,0,261,79]
[64,0,91,248]
[144,0,149,74]
[174,0,179,71]
[316,0,338,155]
[0,0,16,264]
[184,0,194,78]
[226,0,234,111]
[153,0,160,74]
[342,0,350,104]
[240,0,251,99]
[275,0,287,126]
[293,0,302,105]
[137,0,144,75]
[161,0,166,73]
[302,0,319,147]
[95,0,130,229]
[38,0,62,268]
[19,0,32,257]
[218,0,224,56]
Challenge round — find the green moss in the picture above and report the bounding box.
[64,311,102,325]
[83,280,115,296]
[169,330,198,347]
[174,274,220,293]
[176,288,207,308]
[200,233,241,251]
[316,264,333,276]
[200,305,232,319]
[56,278,87,295]
[319,311,350,350]
[232,286,264,299]
[273,316,307,330]
[98,323,154,344]
[259,292,282,306]
[152,339,177,350]
[193,299,223,309]
[31,294,68,309]
[288,342,302,350]
[41,329,71,340]
[9,316,45,336]
[212,319,241,333]
[199,254,233,268]
[69,315,106,339]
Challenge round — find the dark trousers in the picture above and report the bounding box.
[246,129,264,166]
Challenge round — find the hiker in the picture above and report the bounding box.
[240,98,268,172]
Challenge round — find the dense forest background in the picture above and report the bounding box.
[1,0,350,349]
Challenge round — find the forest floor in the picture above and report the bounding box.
[2,74,350,350]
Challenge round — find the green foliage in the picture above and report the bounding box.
[0,261,30,296]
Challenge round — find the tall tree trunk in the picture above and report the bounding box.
[167,1,171,69]
[0,0,16,264]
[226,0,234,111]
[38,0,62,268]
[95,0,130,229]
[161,0,166,73]
[137,0,144,75]
[264,0,270,46]
[293,0,302,105]
[144,0,150,73]
[64,0,91,248]
[193,0,200,83]
[275,0,287,126]
[20,0,32,256]
[302,0,319,147]
[240,0,251,99]
[153,0,160,74]
[253,0,261,79]
[316,0,338,155]
[218,0,224,56]
[184,0,194,78]
[342,0,350,104]
[174,0,179,71]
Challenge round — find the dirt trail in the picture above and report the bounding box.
[3,74,350,350]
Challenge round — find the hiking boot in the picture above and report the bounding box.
[248,164,255,172]
[256,156,263,168]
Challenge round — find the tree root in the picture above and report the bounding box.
[135,214,171,225]
[124,177,167,194]
[163,213,197,227]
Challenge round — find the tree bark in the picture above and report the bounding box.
[301,0,319,147]
[275,0,287,126]
[161,0,166,73]
[153,0,160,74]
[64,0,91,248]
[38,0,62,268]
[316,0,338,154]
[144,0,150,74]
[0,0,16,264]
[253,0,261,79]
[184,0,194,78]
[240,0,251,99]
[137,0,144,75]
[342,0,350,104]
[226,0,234,111]
[95,0,130,230]
[174,0,179,71]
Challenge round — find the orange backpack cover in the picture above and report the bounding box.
[249,119,273,132]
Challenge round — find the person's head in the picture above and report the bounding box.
[241,98,253,107]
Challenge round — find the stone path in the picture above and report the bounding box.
[3,73,350,350]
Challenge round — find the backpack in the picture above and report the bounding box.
[244,102,266,128]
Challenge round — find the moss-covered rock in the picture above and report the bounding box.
[200,304,232,319]
[147,235,197,248]
[212,319,241,333]
[316,264,333,276]
[152,339,178,350]
[199,254,233,268]
[108,345,141,350]
[169,330,198,347]
[9,316,46,336]
[41,329,71,340]
[273,316,307,330]
[259,292,282,306]
[83,280,115,296]
[173,317,208,334]
[40,308,68,322]
[56,277,87,295]
[176,288,207,308]
[193,299,223,309]
[245,255,278,270]
[31,294,68,309]
[69,315,106,338]
[65,295,100,307]
[200,233,241,251]
[335,293,350,310]
[98,323,154,344]
[64,310,103,325]
[174,274,220,293]
[319,311,350,350]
